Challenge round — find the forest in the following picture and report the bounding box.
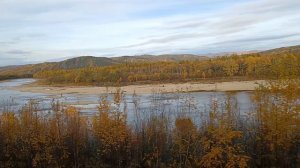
[1,48,300,167]
[0,78,299,168]
[1,0,299,167]
[0,74,32,81]
[34,51,300,86]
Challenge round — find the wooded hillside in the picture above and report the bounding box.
[35,50,300,85]
[0,54,208,81]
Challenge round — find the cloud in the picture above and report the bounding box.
[5,50,32,55]
[0,0,299,66]
[206,33,300,49]
[112,0,300,50]
[119,33,203,49]
[0,41,16,46]
[0,57,28,66]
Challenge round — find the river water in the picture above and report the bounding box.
[0,79,254,121]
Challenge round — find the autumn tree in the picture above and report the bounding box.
[0,112,20,167]
[251,79,300,167]
[92,90,132,167]
[199,100,250,168]
[64,106,88,168]
[171,118,200,167]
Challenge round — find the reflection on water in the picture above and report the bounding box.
[0,79,254,121]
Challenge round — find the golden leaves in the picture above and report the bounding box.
[0,79,299,167]
[34,52,300,85]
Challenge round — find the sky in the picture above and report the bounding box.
[0,0,300,66]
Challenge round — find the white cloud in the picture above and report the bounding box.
[0,0,299,65]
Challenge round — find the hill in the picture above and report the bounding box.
[1,44,300,81]
[0,54,209,80]
[113,54,208,63]
[58,54,208,68]
[53,56,118,69]
[260,45,300,55]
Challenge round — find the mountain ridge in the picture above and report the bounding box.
[1,44,300,79]
[0,54,209,78]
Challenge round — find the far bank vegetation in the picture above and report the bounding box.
[34,52,300,86]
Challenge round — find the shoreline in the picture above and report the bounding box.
[11,80,265,95]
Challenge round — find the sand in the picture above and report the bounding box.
[11,80,265,95]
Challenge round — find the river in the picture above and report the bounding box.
[0,79,254,121]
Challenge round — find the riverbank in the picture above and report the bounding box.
[11,80,265,95]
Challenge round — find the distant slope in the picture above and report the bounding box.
[260,45,300,55]
[0,54,209,79]
[53,56,118,69]
[113,54,208,63]
[0,62,57,78]
[0,65,20,71]
[53,54,208,69]
[1,44,300,80]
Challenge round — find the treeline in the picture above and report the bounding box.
[0,79,299,167]
[34,52,300,85]
[0,74,32,81]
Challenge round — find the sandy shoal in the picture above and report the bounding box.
[11,80,265,95]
